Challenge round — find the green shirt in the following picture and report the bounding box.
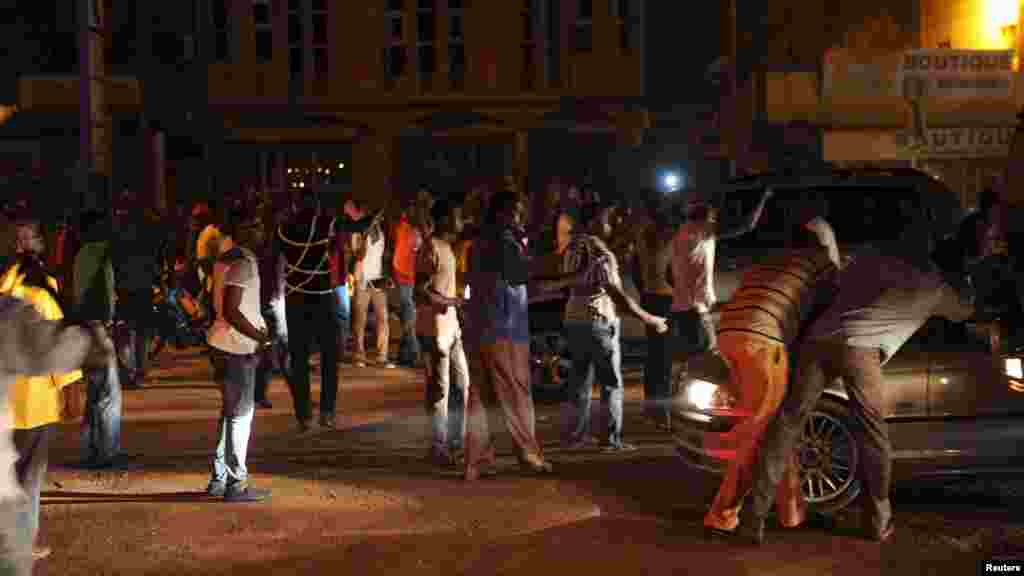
[73,241,115,322]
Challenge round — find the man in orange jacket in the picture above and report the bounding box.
[392,199,422,368]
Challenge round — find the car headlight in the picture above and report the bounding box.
[1005,358,1023,380]
[682,379,736,411]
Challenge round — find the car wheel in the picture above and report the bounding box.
[798,397,862,516]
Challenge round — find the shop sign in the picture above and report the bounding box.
[916,126,1015,158]
[823,49,901,98]
[899,50,1014,99]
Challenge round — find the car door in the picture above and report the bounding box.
[882,324,929,419]
[926,317,999,418]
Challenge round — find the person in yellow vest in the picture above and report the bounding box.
[1,217,112,563]
[704,212,841,539]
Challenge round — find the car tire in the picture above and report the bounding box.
[800,397,862,517]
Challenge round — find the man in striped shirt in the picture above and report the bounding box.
[704,223,840,538]
[540,202,668,452]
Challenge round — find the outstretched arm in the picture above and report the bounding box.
[718,188,773,240]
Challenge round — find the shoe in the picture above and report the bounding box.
[735,515,765,546]
[463,448,498,481]
[518,453,553,475]
[206,480,226,497]
[224,484,271,503]
[378,361,396,369]
[297,419,314,435]
[32,546,51,560]
[427,448,456,467]
[562,437,599,452]
[600,442,638,453]
[866,518,895,543]
[319,414,337,430]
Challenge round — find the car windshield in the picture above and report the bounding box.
[718,186,918,252]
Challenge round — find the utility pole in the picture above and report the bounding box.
[79,0,109,209]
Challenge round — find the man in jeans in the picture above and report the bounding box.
[206,211,272,502]
[72,211,122,467]
[540,202,668,452]
[634,195,677,430]
[417,201,469,466]
[734,241,975,545]
[392,200,422,368]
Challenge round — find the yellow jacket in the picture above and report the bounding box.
[0,264,82,429]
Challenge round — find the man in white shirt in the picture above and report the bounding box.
[671,189,772,357]
[350,203,393,368]
[206,210,272,503]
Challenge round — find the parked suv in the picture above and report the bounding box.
[672,167,1024,515]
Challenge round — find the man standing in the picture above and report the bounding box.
[671,189,772,360]
[392,199,422,368]
[704,222,840,538]
[418,201,469,466]
[206,210,272,502]
[112,206,168,388]
[635,196,677,430]
[73,211,122,468]
[254,214,287,410]
[348,200,392,369]
[463,191,551,480]
[733,241,974,545]
[541,203,668,452]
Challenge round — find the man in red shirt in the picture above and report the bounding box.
[392,199,422,368]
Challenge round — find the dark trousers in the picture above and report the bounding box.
[255,308,289,404]
[119,291,153,385]
[12,424,53,546]
[743,341,891,532]
[285,294,339,423]
[642,294,674,421]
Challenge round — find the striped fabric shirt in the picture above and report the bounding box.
[563,234,621,324]
[717,248,837,345]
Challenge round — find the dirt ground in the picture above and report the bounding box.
[33,348,1024,575]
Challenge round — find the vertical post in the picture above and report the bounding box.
[79,0,93,175]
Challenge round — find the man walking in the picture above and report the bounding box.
[704,220,840,537]
[541,203,668,452]
[671,189,772,359]
[463,191,551,480]
[733,239,974,545]
[73,210,123,468]
[205,210,272,502]
[418,200,469,466]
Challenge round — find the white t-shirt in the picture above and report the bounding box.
[671,222,716,314]
[805,217,842,269]
[208,247,266,355]
[421,237,460,340]
[353,228,386,288]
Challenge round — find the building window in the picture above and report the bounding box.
[253,0,273,63]
[573,0,592,53]
[448,0,465,89]
[385,1,407,85]
[521,0,537,90]
[416,0,435,91]
[211,0,231,62]
[288,0,303,86]
[611,0,630,53]
[311,0,329,93]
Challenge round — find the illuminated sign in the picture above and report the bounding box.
[899,49,1015,98]
[917,125,1016,157]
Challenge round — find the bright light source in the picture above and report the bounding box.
[338,162,345,169]
[1006,358,1023,379]
[686,380,718,411]
[299,181,305,188]
[664,173,680,190]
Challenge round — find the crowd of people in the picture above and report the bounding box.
[0,173,1006,573]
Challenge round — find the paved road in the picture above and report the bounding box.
[35,349,1024,575]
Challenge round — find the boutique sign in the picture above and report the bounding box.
[917,125,1015,158]
[899,50,1015,99]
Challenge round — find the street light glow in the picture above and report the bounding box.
[663,172,681,192]
[338,162,345,169]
